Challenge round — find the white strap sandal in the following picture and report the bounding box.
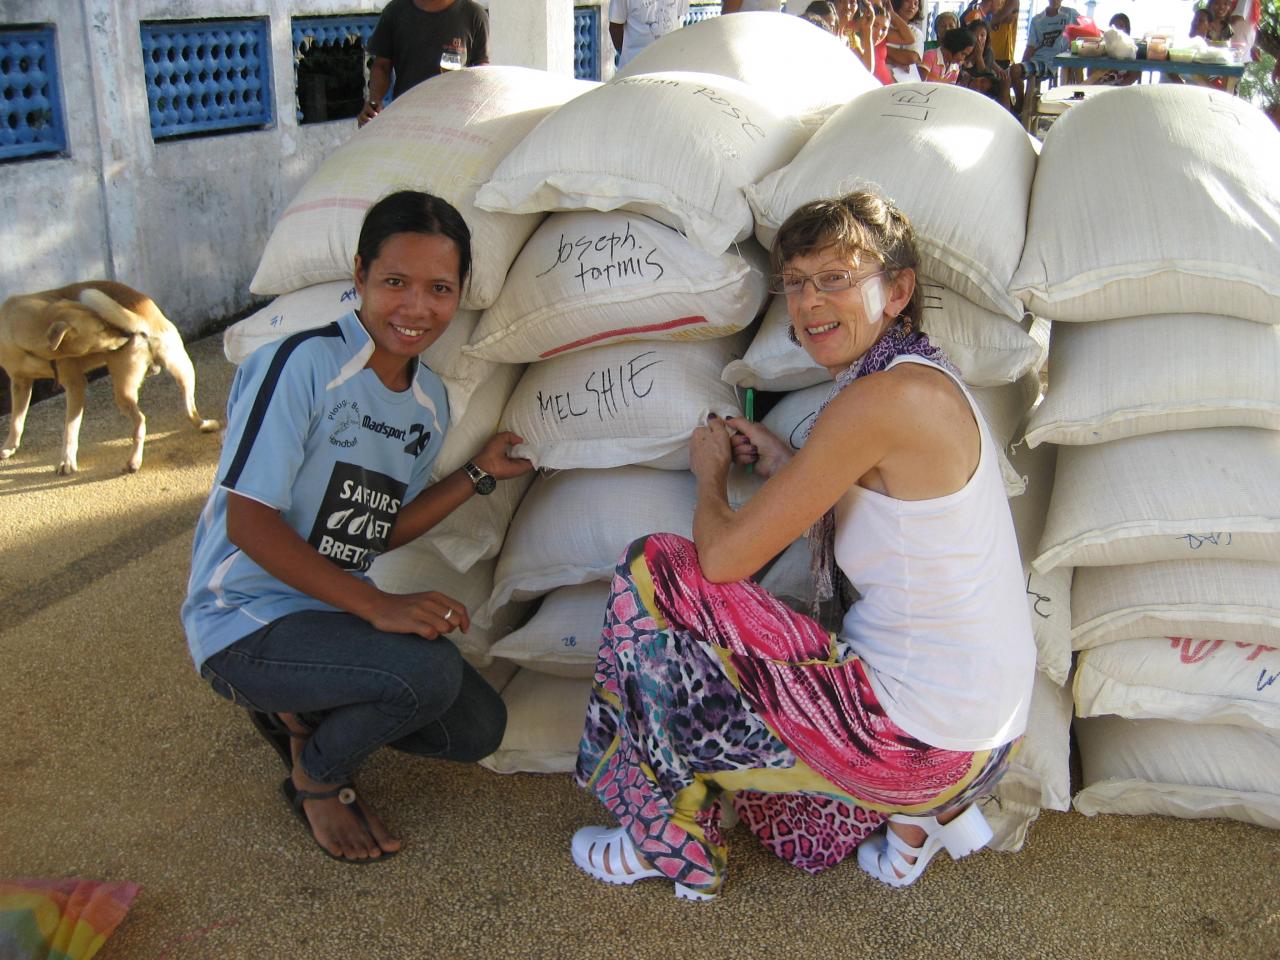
[857,804,993,888]
[571,825,715,901]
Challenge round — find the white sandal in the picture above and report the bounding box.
[571,826,715,901]
[856,804,993,887]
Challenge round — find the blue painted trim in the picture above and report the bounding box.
[140,18,274,140]
[0,26,67,161]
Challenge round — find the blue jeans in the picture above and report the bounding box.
[200,610,506,783]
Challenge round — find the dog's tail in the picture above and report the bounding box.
[78,288,155,338]
[79,288,220,434]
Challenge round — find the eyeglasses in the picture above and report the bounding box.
[768,268,885,296]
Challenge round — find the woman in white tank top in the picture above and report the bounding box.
[570,191,1035,900]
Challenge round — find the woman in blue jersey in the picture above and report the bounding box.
[183,191,532,863]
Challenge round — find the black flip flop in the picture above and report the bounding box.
[280,778,399,864]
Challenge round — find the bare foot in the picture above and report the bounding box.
[282,715,402,861]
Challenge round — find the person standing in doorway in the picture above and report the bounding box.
[358,0,489,127]
[610,0,692,68]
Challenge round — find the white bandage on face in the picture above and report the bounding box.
[861,274,887,325]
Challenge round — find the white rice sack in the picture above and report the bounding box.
[222,281,496,424]
[501,334,748,471]
[747,83,1036,320]
[1075,636,1280,732]
[1033,428,1280,573]
[367,546,530,666]
[723,284,1044,391]
[1008,441,1073,686]
[977,796,1041,854]
[423,361,532,574]
[1010,86,1280,325]
[721,297,831,393]
[478,670,592,775]
[489,582,610,679]
[478,467,697,623]
[990,671,1073,812]
[614,11,879,122]
[465,211,769,364]
[1070,560,1280,652]
[425,470,533,576]
[223,282,363,364]
[1025,314,1280,447]
[971,377,1040,498]
[251,67,596,308]
[918,283,1048,388]
[475,72,809,257]
[432,361,524,480]
[1073,716,1280,829]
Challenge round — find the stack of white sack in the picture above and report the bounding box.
[976,440,1074,851]
[613,10,880,123]
[473,20,881,769]
[747,82,1038,325]
[250,66,596,309]
[464,214,768,771]
[474,72,811,258]
[1012,85,1280,831]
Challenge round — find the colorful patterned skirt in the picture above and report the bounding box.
[575,533,1017,896]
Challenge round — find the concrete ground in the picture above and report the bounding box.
[1,334,1277,960]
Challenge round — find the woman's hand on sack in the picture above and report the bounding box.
[473,431,535,481]
[370,590,470,639]
[690,414,735,486]
[724,416,793,479]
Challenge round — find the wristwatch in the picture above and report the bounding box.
[463,460,497,496]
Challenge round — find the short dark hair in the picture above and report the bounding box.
[942,26,976,54]
[355,190,472,289]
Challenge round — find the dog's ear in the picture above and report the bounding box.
[47,320,72,352]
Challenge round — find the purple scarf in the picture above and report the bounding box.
[803,318,958,610]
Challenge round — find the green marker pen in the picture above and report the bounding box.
[745,388,755,474]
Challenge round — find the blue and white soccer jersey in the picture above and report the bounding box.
[182,311,449,670]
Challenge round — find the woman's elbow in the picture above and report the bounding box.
[696,542,750,584]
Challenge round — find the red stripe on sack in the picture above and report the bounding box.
[539,316,708,359]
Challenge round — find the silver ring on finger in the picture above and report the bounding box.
[443,608,454,623]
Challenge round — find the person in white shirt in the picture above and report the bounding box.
[610,0,691,67]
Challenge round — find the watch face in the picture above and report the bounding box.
[475,473,497,496]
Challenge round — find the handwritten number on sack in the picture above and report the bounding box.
[1178,532,1232,550]
[1025,573,1052,619]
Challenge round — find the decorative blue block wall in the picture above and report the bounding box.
[0,26,66,162]
[140,19,273,140]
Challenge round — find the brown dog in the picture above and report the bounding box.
[0,281,220,473]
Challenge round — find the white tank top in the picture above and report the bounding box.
[834,355,1034,752]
